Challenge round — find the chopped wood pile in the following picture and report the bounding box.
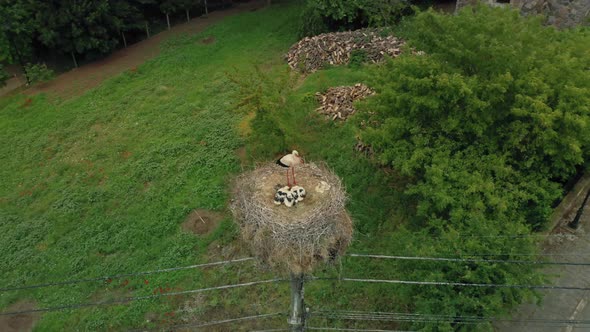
[286,29,405,73]
[315,83,375,121]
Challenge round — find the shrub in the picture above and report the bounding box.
[299,0,411,37]
[357,6,590,328]
[361,5,590,228]
[297,5,329,38]
[348,49,368,68]
[24,63,54,84]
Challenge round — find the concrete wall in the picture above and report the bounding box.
[456,0,590,28]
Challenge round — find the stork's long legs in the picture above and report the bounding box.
[286,169,291,187]
[292,166,297,185]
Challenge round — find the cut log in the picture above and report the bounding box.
[315,84,375,121]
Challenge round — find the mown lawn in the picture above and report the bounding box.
[0,2,407,331]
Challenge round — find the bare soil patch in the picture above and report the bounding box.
[0,301,39,332]
[200,36,216,44]
[182,209,225,235]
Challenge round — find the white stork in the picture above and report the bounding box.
[276,150,304,187]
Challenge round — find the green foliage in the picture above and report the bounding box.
[299,0,411,36]
[0,0,37,62]
[355,6,590,328]
[24,63,55,84]
[0,0,200,65]
[297,4,329,38]
[227,66,295,157]
[348,49,368,68]
[361,6,590,223]
[0,64,9,87]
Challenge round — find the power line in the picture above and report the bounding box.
[337,277,590,291]
[129,312,284,331]
[348,253,590,266]
[0,278,284,316]
[312,310,590,327]
[458,252,590,257]
[433,233,578,239]
[307,328,414,332]
[0,257,254,292]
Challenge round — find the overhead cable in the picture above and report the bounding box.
[0,278,283,316]
[348,253,590,266]
[0,257,254,292]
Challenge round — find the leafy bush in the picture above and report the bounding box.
[348,49,368,68]
[357,6,590,329]
[297,5,329,38]
[227,66,293,158]
[299,0,410,37]
[361,5,590,228]
[24,63,54,84]
[0,64,9,87]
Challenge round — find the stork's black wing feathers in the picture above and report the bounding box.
[276,159,289,168]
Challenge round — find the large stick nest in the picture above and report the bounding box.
[230,162,352,274]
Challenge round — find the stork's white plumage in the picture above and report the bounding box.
[276,150,304,187]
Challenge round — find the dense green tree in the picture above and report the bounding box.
[356,6,590,329]
[361,6,590,227]
[0,0,37,63]
[299,0,410,37]
[159,0,179,30]
[178,0,195,22]
[34,0,120,67]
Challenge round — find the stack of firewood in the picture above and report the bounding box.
[286,29,405,73]
[315,83,375,121]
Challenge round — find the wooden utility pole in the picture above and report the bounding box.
[145,21,151,38]
[204,0,209,17]
[288,273,306,332]
[166,13,171,30]
[186,9,190,22]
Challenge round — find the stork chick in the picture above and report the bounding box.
[291,186,306,202]
[274,186,290,205]
[277,150,304,187]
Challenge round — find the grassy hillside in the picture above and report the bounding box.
[0,3,405,331]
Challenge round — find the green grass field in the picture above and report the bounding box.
[0,3,408,331]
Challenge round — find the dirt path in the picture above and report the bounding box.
[19,0,264,100]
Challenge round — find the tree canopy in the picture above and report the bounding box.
[361,5,590,229]
[0,0,205,67]
[357,6,590,329]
